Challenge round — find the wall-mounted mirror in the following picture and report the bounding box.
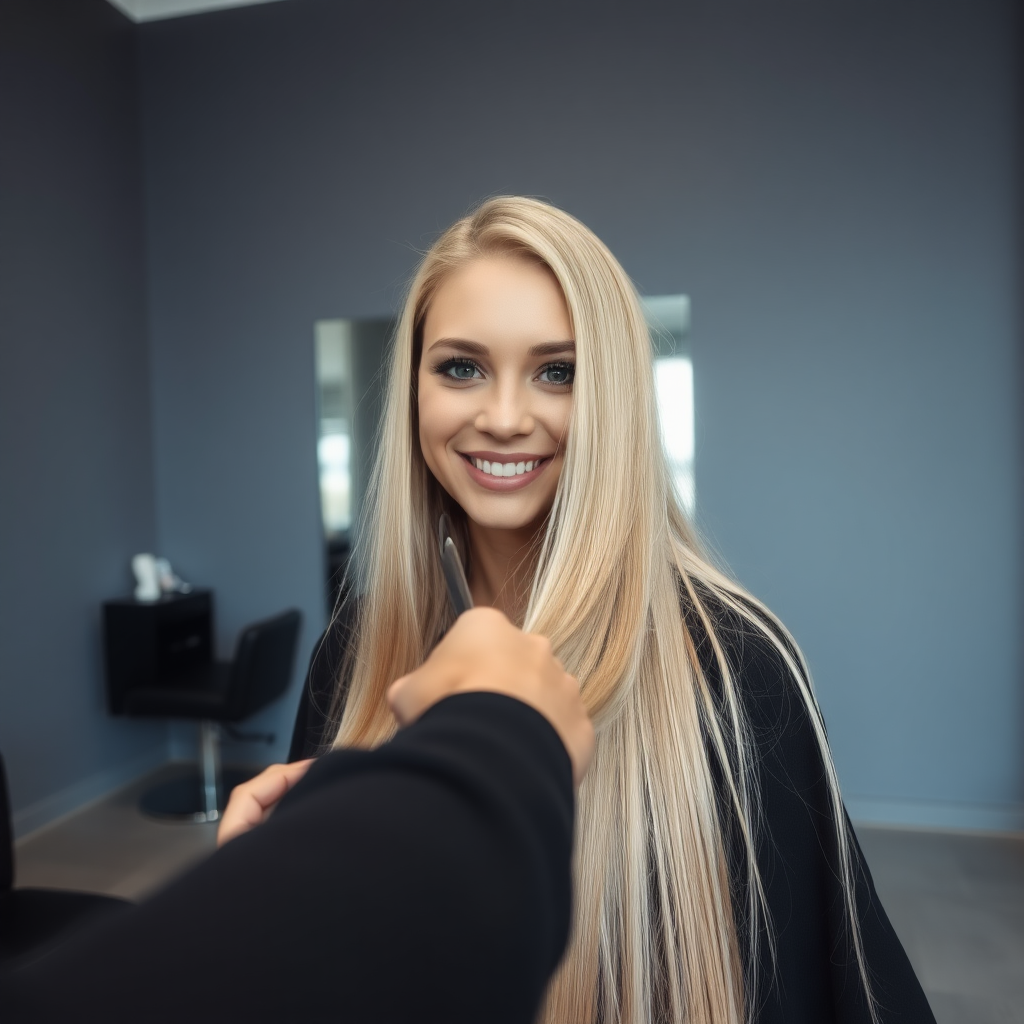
[313,295,692,613]
[313,316,393,609]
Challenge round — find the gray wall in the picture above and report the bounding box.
[139,0,1022,826]
[0,0,168,836]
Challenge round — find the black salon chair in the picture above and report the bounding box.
[124,609,302,823]
[0,751,130,968]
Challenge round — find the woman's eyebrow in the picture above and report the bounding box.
[426,338,576,357]
[427,338,488,356]
[528,341,576,357]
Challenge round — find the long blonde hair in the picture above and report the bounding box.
[331,197,875,1024]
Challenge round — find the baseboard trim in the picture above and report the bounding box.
[12,745,170,842]
[14,759,1022,840]
[848,796,1024,834]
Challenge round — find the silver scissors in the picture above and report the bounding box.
[438,513,473,616]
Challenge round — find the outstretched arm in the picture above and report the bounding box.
[2,610,589,1024]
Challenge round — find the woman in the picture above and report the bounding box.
[291,196,935,1024]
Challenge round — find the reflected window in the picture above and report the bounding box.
[642,296,695,515]
[314,320,354,537]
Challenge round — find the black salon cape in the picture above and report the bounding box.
[294,598,936,1024]
[0,693,574,1024]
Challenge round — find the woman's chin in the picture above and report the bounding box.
[458,496,552,536]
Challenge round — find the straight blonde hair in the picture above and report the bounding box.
[330,197,876,1024]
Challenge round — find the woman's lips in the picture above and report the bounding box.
[459,453,551,492]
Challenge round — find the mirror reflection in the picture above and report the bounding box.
[314,316,394,610]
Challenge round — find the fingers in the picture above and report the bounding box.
[386,608,509,726]
[386,608,594,787]
[387,672,438,728]
[217,759,315,848]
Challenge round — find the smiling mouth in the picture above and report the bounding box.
[459,454,550,479]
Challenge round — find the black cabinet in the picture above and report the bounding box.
[103,591,213,714]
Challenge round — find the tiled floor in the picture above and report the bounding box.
[12,767,1024,1022]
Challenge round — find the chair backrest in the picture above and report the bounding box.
[223,609,302,722]
[1,750,14,893]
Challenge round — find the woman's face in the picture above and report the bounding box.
[417,255,574,535]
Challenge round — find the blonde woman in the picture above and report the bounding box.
[290,197,935,1024]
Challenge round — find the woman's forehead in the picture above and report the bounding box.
[422,256,571,349]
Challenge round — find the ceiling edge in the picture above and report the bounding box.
[104,0,289,24]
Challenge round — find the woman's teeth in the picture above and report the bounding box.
[471,457,541,478]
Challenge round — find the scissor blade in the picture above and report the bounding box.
[441,538,473,616]
[438,515,473,616]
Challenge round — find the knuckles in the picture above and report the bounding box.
[531,634,553,657]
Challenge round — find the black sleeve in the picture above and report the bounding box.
[690,601,936,1023]
[1,692,575,1024]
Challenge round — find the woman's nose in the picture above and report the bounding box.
[474,382,535,438]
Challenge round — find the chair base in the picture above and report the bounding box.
[140,767,257,823]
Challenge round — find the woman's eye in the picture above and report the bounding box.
[539,362,575,387]
[434,358,481,381]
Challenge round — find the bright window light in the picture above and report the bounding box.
[655,357,695,515]
[642,296,694,516]
[314,320,354,535]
